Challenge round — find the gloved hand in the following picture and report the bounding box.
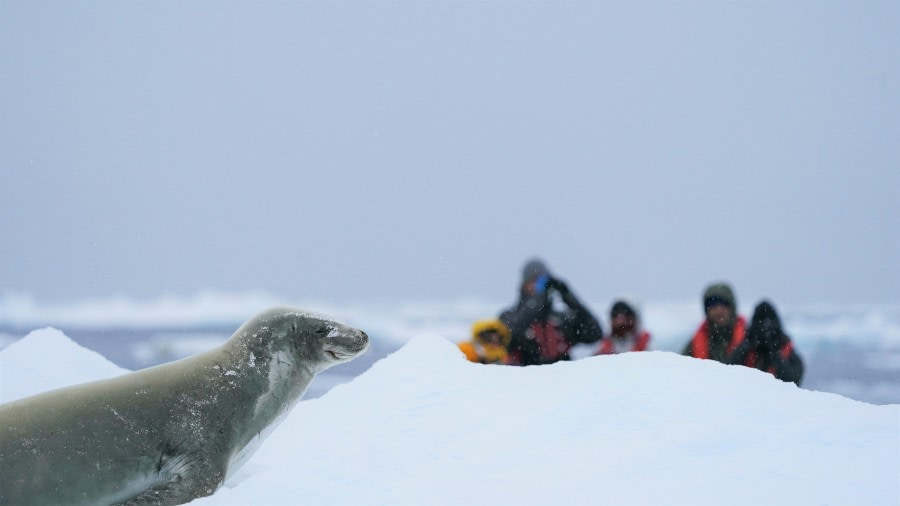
[744,327,762,348]
[754,341,781,371]
[545,277,571,296]
[546,277,581,308]
[757,319,784,351]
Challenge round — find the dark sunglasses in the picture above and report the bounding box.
[704,296,730,309]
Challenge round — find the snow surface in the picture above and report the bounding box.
[1,328,898,505]
[0,328,129,403]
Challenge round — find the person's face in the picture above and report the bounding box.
[521,275,547,297]
[706,303,732,326]
[611,312,635,335]
[478,330,503,346]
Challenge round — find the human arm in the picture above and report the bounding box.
[681,324,706,358]
[726,337,754,365]
[634,331,651,352]
[499,295,548,366]
[749,327,803,385]
[546,277,603,345]
[499,293,549,340]
[767,339,804,386]
[545,277,586,313]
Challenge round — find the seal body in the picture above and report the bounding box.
[0,307,369,505]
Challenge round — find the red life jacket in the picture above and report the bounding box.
[596,330,651,355]
[531,320,569,363]
[689,316,747,360]
[747,341,794,373]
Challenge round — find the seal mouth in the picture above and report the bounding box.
[325,349,347,360]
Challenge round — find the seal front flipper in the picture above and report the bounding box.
[116,460,225,506]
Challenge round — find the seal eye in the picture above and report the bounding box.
[315,327,327,335]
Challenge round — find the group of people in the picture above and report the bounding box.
[458,258,804,386]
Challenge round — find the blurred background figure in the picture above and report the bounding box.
[500,258,603,366]
[728,301,804,385]
[595,299,651,355]
[458,319,510,365]
[682,282,747,363]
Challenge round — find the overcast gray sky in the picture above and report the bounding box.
[1,1,898,307]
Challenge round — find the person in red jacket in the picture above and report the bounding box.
[595,299,651,355]
[727,300,804,385]
[682,282,747,363]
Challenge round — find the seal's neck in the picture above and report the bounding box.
[222,342,315,478]
[255,349,313,418]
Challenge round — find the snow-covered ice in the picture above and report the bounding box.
[0,328,128,403]
[1,327,898,505]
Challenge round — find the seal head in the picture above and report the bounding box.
[236,307,369,373]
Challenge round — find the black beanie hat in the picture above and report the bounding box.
[522,258,550,281]
[703,283,736,311]
[751,300,782,329]
[610,300,636,318]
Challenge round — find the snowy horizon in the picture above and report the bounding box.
[3,289,899,340]
[2,289,899,406]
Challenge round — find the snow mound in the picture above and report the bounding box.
[2,331,897,505]
[200,335,900,506]
[0,327,129,403]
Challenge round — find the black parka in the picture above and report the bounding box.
[727,301,804,385]
[499,280,602,366]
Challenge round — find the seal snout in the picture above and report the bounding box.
[321,326,369,363]
[350,329,370,354]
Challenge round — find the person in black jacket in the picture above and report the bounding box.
[499,258,603,366]
[727,300,804,385]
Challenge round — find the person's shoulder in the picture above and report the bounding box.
[458,341,478,362]
[498,306,516,320]
[595,336,614,355]
[692,320,708,335]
